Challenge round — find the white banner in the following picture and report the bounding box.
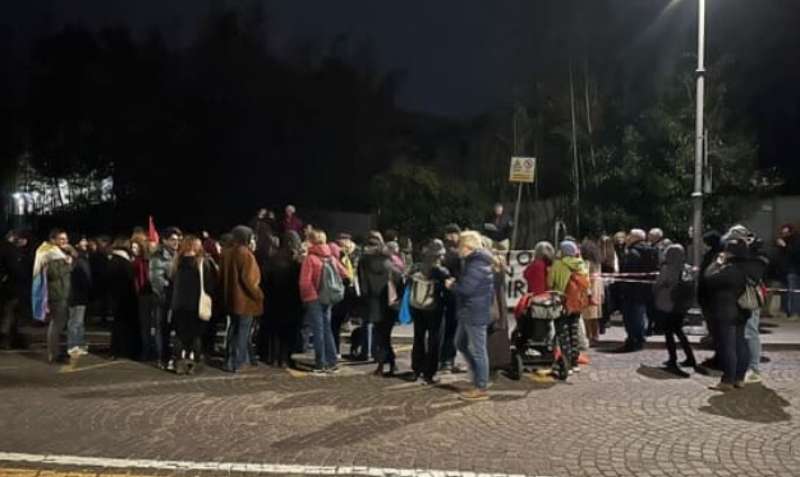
[504,250,535,308]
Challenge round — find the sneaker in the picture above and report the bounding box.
[734,381,745,389]
[326,366,340,374]
[78,347,89,356]
[745,370,763,384]
[166,359,176,372]
[312,368,327,375]
[458,388,490,402]
[571,366,581,373]
[68,346,82,356]
[577,353,591,365]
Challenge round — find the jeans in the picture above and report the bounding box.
[745,309,761,373]
[226,315,253,371]
[411,308,443,380]
[455,321,489,390]
[305,301,337,369]
[67,305,87,350]
[622,301,647,347]
[46,302,69,360]
[153,300,173,365]
[717,320,749,384]
[786,273,800,316]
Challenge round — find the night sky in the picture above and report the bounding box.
[3,1,799,171]
[4,0,711,116]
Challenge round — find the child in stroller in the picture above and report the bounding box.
[510,291,573,381]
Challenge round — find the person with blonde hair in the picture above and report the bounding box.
[445,230,494,401]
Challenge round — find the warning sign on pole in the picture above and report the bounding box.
[509,157,536,183]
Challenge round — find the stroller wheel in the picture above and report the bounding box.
[510,351,523,381]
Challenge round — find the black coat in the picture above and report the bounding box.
[621,241,656,304]
[107,251,141,359]
[264,249,303,327]
[69,253,92,307]
[0,241,23,299]
[702,251,766,324]
[171,257,216,314]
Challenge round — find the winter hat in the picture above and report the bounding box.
[231,225,254,246]
[560,240,579,257]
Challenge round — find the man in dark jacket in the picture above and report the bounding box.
[0,231,24,349]
[149,227,182,368]
[483,203,513,247]
[446,231,494,401]
[68,238,92,356]
[618,229,653,352]
[440,223,463,372]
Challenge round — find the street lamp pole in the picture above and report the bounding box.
[691,0,706,269]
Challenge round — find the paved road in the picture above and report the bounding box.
[1,345,799,477]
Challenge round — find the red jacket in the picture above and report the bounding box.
[299,244,349,303]
[524,259,549,295]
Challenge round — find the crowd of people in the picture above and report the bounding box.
[0,202,799,400]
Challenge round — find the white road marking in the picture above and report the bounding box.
[0,452,542,477]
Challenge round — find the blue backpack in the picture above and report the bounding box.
[318,258,345,306]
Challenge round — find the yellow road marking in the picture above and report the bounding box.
[0,469,39,477]
[58,360,126,374]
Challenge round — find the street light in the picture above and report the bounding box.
[691,0,706,269]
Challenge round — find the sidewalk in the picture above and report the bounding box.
[15,313,800,351]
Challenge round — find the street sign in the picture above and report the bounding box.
[509,156,536,183]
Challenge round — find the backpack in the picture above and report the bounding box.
[409,272,438,310]
[564,272,591,314]
[318,258,345,306]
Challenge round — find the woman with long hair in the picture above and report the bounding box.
[581,239,604,345]
[264,231,304,368]
[599,235,619,334]
[170,235,216,374]
[107,237,142,360]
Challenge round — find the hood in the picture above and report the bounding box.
[561,255,588,273]
[308,243,332,258]
[663,244,686,265]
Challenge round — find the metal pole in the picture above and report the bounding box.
[511,183,523,250]
[691,0,706,269]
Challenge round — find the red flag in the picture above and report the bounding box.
[148,215,160,244]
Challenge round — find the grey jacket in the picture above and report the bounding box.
[149,245,175,302]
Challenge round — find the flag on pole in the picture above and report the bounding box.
[148,215,160,244]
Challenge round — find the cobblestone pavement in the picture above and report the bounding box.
[1,345,799,477]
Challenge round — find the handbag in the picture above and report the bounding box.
[198,259,213,321]
[738,277,764,312]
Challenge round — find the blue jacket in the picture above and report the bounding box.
[454,249,495,326]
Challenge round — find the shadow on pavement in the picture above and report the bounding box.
[699,384,791,423]
[636,364,691,380]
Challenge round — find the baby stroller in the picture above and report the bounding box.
[509,292,572,381]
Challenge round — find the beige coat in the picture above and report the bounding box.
[582,261,604,320]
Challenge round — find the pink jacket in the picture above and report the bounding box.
[299,244,350,303]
